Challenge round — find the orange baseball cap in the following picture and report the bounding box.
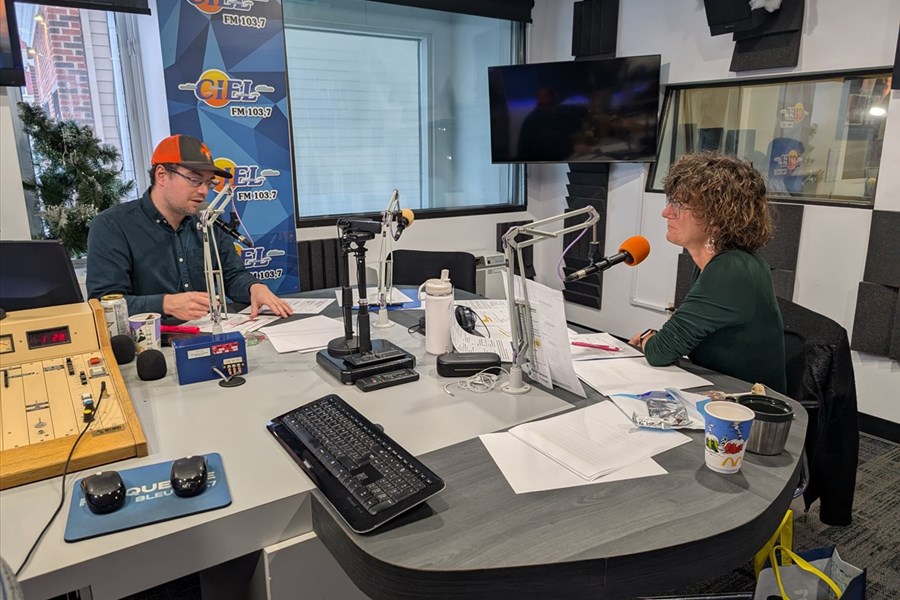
[151,134,232,179]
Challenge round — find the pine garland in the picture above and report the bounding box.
[17,102,136,257]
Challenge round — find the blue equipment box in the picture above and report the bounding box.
[172,332,248,385]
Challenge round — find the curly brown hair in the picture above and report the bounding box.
[663,152,773,253]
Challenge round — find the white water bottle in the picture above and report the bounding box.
[419,269,453,355]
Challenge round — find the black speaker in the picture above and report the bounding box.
[703,0,752,36]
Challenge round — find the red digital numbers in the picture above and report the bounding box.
[26,326,71,349]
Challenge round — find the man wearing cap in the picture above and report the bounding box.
[86,134,292,321]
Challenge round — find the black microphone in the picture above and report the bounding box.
[197,204,254,247]
[564,236,651,282]
[110,334,136,365]
[136,349,168,381]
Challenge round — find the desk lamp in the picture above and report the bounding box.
[501,205,600,395]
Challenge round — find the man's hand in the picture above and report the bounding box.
[162,292,210,321]
[249,283,293,319]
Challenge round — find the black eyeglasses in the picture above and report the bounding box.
[164,166,220,189]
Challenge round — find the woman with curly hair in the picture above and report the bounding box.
[629,152,786,393]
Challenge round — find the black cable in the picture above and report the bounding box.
[15,381,106,577]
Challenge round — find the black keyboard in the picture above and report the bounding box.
[267,394,445,533]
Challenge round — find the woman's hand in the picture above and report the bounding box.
[629,328,657,350]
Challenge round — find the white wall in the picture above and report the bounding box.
[0,90,30,240]
[528,0,900,423]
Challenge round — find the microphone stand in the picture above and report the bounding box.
[374,188,401,329]
[501,205,600,395]
[199,183,234,335]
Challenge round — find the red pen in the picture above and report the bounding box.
[161,325,201,334]
[571,341,620,352]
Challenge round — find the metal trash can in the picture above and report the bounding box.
[738,395,794,455]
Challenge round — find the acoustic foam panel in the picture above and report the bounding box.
[759,202,804,271]
[850,282,898,356]
[771,269,796,301]
[862,210,900,287]
[563,289,602,310]
[733,0,804,41]
[674,252,696,307]
[890,297,900,361]
[588,0,618,57]
[731,30,801,72]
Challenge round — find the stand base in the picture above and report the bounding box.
[500,382,531,395]
[317,339,416,385]
[501,365,531,395]
[372,310,394,329]
[327,336,359,356]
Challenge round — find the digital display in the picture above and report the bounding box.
[26,326,72,349]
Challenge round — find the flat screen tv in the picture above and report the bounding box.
[1,0,26,87]
[488,55,661,163]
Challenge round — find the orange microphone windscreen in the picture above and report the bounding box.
[618,235,650,265]
[400,207,415,226]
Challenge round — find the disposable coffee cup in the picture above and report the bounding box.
[129,312,162,354]
[703,401,755,474]
[738,395,793,455]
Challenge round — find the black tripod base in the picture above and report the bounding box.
[327,336,359,356]
[316,339,416,384]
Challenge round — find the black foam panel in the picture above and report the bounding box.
[862,210,900,287]
[566,184,609,199]
[771,269,796,301]
[731,30,801,72]
[893,32,899,89]
[702,0,751,36]
[674,252,696,307]
[759,202,803,271]
[850,282,898,356]
[890,297,900,361]
[567,162,610,175]
[572,1,584,56]
[567,171,606,186]
[563,289,602,310]
[733,0,804,41]
[588,0,618,57]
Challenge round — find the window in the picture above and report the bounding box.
[284,0,525,223]
[649,69,892,207]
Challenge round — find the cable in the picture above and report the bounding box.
[15,381,107,577]
[443,367,510,396]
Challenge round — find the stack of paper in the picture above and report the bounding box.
[507,402,691,480]
[263,316,345,354]
[239,298,333,316]
[185,314,279,335]
[573,358,712,396]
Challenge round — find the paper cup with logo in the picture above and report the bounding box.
[703,401,755,474]
[129,312,162,354]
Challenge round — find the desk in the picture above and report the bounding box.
[0,292,806,599]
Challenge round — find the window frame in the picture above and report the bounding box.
[647,67,893,210]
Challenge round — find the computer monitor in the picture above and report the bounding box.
[0,240,84,312]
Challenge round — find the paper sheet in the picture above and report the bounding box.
[184,314,279,335]
[239,298,333,316]
[450,301,514,362]
[335,287,413,307]
[573,358,713,396]
[263,316,345,354]
[479,433,667,494]
[508,402,691,481]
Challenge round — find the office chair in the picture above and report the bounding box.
[389,250,478,294]
[777,297,859,526]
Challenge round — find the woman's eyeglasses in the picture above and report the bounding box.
[164,166,220,189]
[665,197,689,215]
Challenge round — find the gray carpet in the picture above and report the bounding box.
[656,432,900,599]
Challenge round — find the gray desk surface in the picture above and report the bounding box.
[0,291,806,599]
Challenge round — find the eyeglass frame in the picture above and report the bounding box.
[665,196,690,216]
[161,165,221,189]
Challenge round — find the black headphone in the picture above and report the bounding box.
[455,306,490,338]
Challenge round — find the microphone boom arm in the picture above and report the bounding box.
[199,183,234,334]
[501,206,600,394]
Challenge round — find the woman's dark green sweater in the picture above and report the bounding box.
[644,250,787,393]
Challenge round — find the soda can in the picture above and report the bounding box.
[129,312,162,353]
[100,294,128,337]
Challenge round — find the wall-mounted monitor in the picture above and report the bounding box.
[1,0,25,87]
[488,54,661,164]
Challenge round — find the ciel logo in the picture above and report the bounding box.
[213,157,280,190]
[178,69,274,108]
[187,0,263,15]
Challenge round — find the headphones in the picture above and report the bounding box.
[455,306,490,338]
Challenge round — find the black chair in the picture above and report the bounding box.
[389,250,477,294]
[777,297,859,526]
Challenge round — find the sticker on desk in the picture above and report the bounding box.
[64,452,231,542]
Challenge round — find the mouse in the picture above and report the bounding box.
[80,471,126,514]
[170,455,208,498]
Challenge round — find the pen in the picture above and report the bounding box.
[571,341,620,352]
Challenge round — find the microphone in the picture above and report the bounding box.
[110,334,136,365]
[197,203,254,247]
[564,235,651,282]
[392,208,415,240]
[136,349,168,381]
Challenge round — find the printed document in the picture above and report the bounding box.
[263,315,345,354]
[335,287,413,307]
[508,401,691,480]
[239,297,333,316]
[573,358,712,396]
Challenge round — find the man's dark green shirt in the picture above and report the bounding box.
[86,189,258,316]
[644,250,787,393]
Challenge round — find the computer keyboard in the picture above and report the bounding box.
[267,394,445,533]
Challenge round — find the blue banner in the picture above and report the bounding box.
[156,0,299,293]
